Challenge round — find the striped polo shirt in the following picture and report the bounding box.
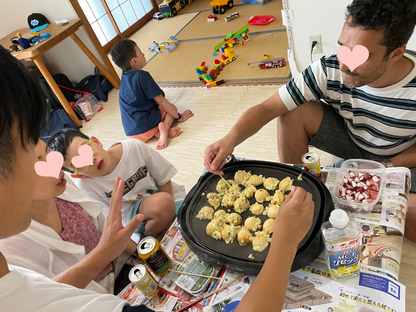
[279,51,416,156]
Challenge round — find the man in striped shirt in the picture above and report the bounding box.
[204,0,416,242]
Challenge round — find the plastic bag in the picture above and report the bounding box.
[74,93,102,121]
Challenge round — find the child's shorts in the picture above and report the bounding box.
[129,107,167,143]
[131,198,183,234]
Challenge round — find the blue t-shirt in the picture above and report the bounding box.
[119,70,163,136]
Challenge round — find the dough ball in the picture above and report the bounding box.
[221,224,239,244]
[267,204,280,219]
[216,179,233,194]
[263,219,274,235]
[255,189,270,203]
[234,170,250,184]
[234,196,250,213]
[263,177,280,191]
[196,206,214,220]
[206,220,223,240]
[252,234,269,252]
[270,190,285,206]
[279,176,293,192]
[244,217,262,232]
[247,174,263,187]
[243,185,257,199]
[221,193,238,209]
[213,209,228,222]
[237,228,252,246]
[227,213,242,226]
[228,183,241,195]
[207,193,221,209]
[250,203,264,215]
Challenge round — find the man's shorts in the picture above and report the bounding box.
[130,197,183,234]
[129,107,167,143]
[309,102,416,192]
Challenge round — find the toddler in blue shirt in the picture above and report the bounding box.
[110,39,193,150]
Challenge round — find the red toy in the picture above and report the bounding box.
[207,15,218,22]
[248,15,274,25]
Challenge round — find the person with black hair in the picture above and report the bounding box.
[110,39,193,150]
[205,0,416,242]
[0,44,315,312]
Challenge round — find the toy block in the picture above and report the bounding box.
[216,79,225,86]
[213,52,217,56]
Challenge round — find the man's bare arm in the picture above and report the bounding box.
[381,143,416,168]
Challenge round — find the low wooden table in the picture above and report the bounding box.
[0,19,120,127]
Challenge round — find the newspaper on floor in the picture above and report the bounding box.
[282,268,405,312]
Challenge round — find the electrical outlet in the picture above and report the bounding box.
[309,35,322,54]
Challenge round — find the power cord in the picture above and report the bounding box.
[310,40,318,63]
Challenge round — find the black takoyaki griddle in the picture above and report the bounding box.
[177,160,333,276]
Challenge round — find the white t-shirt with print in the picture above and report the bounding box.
[0,265,127,312]
[76,139,186,226]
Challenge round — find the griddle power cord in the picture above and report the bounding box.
[310,40,318,63]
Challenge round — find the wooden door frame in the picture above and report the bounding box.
[69,0,120,82]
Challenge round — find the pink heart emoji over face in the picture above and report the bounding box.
[337,45,369,72]
[71,144,94,169]
[34,151,64,179]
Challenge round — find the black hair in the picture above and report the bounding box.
[47,128,89,166]
[346,0,416,56]
[110,39,138,72]
[0,46,48,181]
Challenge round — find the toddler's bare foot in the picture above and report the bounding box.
[168,127,181,138]
[178,109,194,122]
[156,122,168,150]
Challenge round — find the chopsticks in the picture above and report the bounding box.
[200,153,231,188]
[168,269,222,280]
[175,275,247,312]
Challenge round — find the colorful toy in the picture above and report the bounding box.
[153,12,164,20]
[263,54,271,59]
[214,24,250,52]
[241,0,270,5]
[247,57,286,69]
[225,12,239,22]
[207,15,218,22]
[196,47,237,88]
[159,0,186,17]
[210,0,233,14]
[248,15,274,25]
[148,36,179,53]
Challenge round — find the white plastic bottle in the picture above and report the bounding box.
[321,209,361,280]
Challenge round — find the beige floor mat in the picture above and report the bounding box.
[144,31,290,83]
[176,0,284,40]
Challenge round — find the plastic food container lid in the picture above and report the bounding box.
[329,209,349,228]
[333,159,385,212]
[248,15,274,25]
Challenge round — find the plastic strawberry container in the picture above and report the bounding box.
[333,159,385,213]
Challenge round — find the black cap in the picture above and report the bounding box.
[28,13,49,32]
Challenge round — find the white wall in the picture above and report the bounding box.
[287,0,416,72]
[0,0,103,82]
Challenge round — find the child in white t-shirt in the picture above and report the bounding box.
[48,129,186,241]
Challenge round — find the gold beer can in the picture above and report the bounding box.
[137,236,172,276]
[128,264,158,298]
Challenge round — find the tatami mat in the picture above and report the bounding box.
[145,31,290,83]
[176,1,284,40]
